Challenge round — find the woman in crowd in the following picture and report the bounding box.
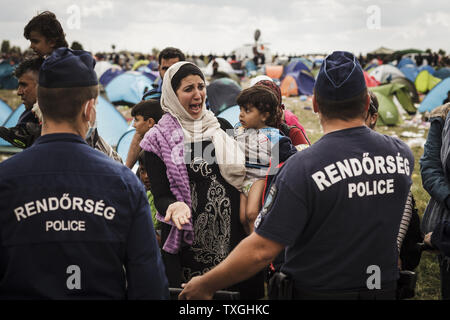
[140,61,264,299]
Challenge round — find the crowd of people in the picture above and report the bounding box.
[1,10,450,301]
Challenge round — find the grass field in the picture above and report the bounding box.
[0,88,442,299]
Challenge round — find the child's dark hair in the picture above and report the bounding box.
[14,56,44,78]
[24,11,69,48]
[236,86,281,127]
[136,150,146,178]
[131,99,164,123]
[137,150,146,167]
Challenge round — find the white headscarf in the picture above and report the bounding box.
[160,61,246,191]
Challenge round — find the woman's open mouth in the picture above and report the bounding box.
[189,104,202,113]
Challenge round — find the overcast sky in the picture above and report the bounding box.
[1,0,449,56]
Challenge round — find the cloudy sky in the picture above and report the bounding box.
[1,0,449,56]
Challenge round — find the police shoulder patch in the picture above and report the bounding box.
[254,184,278,229]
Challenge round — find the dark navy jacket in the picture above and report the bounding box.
[420,116,450,205]
[255,126,413,291]
[17,108,39,127]
[0,133,169,299]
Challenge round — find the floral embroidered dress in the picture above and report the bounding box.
[145,139,264,299]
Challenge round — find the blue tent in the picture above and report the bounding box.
[282,60,315,95]
[283,60,311,77]
[105,71,154,105]
[116,128,136,163]
[0,61,18,89]
[96,96,129,147]
[397,58,416,69]
[216,105,240,127]
[435,68,450,80]
[0,104,25,147]
[99,68,124,87]
[245,60,257,74]
[400,65,419,82]
[418,78,450,113]
[285,71,315,96]
[0,100,12,125]
[296,57,313,70]
[418,65,435,75]
[142,71,158,82]
[0,98,128,149]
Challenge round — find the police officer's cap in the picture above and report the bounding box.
[314,51,366,101]
[39,48,98,88]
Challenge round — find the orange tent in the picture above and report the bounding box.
[266,65,283,79]
[280,75,298,97]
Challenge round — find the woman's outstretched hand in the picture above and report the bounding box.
[165,201,191,230]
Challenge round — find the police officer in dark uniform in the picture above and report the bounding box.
[179,51,414,300]
[0,48,169,299]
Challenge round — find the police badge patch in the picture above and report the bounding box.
[254,184,278,229]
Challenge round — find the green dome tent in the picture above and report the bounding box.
[390,77,420,103]
[372,91,400,126]
[371,82,417,115]
[415,70,441,94]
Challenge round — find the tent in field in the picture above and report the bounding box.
[372,92,399,126]
[96,96,129,147]
[105,71,155,106]
[0,104,25,148]
[216,105,240,127]
[0,100,12,125]
[363,71,380,87]
[369,47,395,55]
[0,61,18,89]
[390,77,420,103]
[435,68,450,80]
[132,59,150,71]
[371,83,417,115]
[0,98,128,150]
[207,78,241,115]
[265,65,283,80]
[99,67,124,87]
[399,65,419,83]
[418,78,450,113]
[296,57,313,70]
[364,62,379,72]
[94,60,113,79]
[280,75,299,97]
[187,57,206,69]
[418,65,435,75]
[397,58,416,69]
[369,65,405,83]
[1,104,24,128]
[281,60,315,96]
[284,59,311,76]
[281,71,315,96]
[244,60,257,74]
[204,58,234,77]
[116,128,136,163]
[415,70,441,94]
